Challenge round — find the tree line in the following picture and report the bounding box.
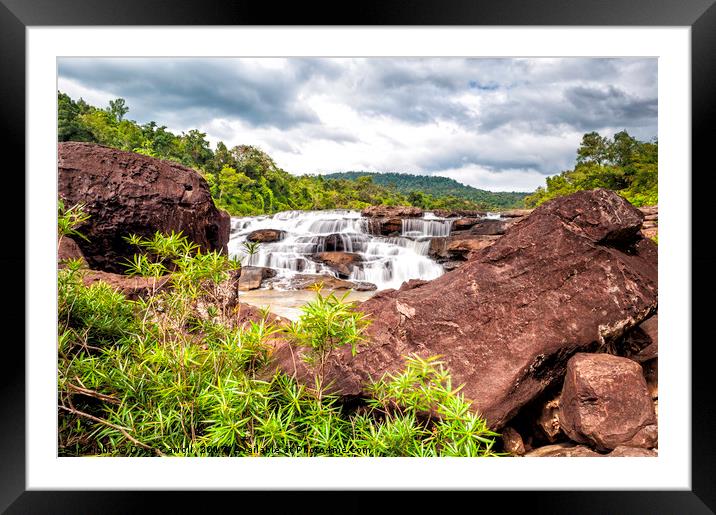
[58,92,508,215]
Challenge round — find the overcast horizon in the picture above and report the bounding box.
[58,57,657,192]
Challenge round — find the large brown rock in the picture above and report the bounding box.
[58,142,230,273]
[559,353,657,451]
[269,189,658,429]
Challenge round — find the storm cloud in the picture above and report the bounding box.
[58,57,657,192]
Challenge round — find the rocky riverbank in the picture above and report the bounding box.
[58,143,659,457]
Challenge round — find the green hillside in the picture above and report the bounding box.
[325,172,528,209]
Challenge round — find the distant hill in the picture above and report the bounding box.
[324,171,529,209]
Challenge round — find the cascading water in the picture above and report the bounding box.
[228,210,449,291]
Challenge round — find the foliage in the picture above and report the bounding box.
[524,131,658,208]
[58,198,91,241]
[285,287,370,395]
[325,171,529,210]
[57,92,521,216]
[58,229,498,457]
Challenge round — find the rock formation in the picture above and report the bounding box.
[269,189,658,430]
[558,353,657,451]
[58,142,230,272]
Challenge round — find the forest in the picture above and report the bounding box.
[59,93,509,214]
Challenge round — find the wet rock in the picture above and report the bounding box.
[58,142,230,273]
[525,443,602,457]
[311,252,363,278]
[246,229,286,243]
[269,189,658,429]
[559,353,658,451]
[81,270,171,300]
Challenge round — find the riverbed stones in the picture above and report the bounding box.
[559,353,658,451]
[268,189,658,430]
[275,273,377,292]
[58,142,230,273]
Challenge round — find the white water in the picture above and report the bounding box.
[228,209,448,291]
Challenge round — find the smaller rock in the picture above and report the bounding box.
[536,395,563,443]
[428,234,499,260]
[238,266,276,291]
[246,229,286,243]
[452,218,481,230]
[525,443,602,457]
[622,315,658,362]
[81,270,171,300]
[58,236,87,268]
[469,220,507,236]
[559,353,658,451]
[501,426,526,456]
[608,446,657,457]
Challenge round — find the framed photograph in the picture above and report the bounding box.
[4,0,714,512]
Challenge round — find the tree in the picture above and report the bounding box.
[576,131,609,165]
[107,98,129,122]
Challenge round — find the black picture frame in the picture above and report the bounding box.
[2,0,714,512]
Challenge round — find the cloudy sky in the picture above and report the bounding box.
[58,57,657,192]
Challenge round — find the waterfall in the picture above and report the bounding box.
[228,209,448,291]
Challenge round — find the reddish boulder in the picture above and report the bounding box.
[246,229,286,243]
[58,142,230,273]
[269,189,658,430]
[559,353,657,451]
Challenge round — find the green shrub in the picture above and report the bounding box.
[58,231,499,457]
